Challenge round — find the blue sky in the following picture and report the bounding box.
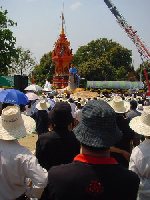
[1,0,150,69]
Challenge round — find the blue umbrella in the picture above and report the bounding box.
[0,89,29,105]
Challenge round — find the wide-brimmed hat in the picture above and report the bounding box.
[36,99,50,110]
[108,96,129,113]
[74,100,122,148]
[129,107,150,136]
[80,99,87,107]
[137,104,143,113]
[0,106,35,140]
[25,92,39,101]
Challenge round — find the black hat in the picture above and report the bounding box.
[49,102,73,127]
[73,100,122,148]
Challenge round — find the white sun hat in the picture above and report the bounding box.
[108,96,129,113]
[36,99,50,110]
[25,92,39,101]
[0,106,35,140]
[129,107,150,136]
[137,104,143,113]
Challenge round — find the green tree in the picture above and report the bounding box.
[115,66,127,80]
[0,7,18,75]
[107,46,132,70]
[73,38,133,81]
[33,52,55,86]
[10,46,36,76]
[79,57,116,81]
[136,61,150,82]
[73,38,118,65]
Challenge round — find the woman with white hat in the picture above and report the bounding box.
[109,96,134,168]
[0,106,48,199]
[129,108,150,200]
[31,99,50,136]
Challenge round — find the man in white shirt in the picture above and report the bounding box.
[68,98,76,118]
[0,106,48,200]
[74,102,82,126]
[129,108,150,200]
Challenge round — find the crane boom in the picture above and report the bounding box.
[104,0,150,62]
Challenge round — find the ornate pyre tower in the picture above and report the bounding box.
[52,13,73,88]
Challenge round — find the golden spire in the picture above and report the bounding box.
[61,12,65,34]
[61,2,65,34]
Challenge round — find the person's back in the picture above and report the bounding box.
[126,100,142,146]
[36,129,80,171]
[126,100,141,121]
[41,156,139,200]
[31,100,50,136]
[32,110,49,135]
[0,106,47,199]
[36,102,80,170]
[129,109,150,200]
[111,114,134,167]
[0,140,47,199]
[40,100,139,200]
[108,96,134,167]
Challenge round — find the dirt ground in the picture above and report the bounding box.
[18,133,38,151]
[72,90,99,99]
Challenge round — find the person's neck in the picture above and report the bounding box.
[80,146,110,158]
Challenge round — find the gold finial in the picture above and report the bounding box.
[61,12,64,34]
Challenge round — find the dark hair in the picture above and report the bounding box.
[81,143,109,152]
[2,103,14,110]
[77,102,82,109]
[27,101,32,108]
[130,100,137,110]
[19,104,26,112]
[48,102,73,130]
[48,94,54,99]
[68,98,74,103]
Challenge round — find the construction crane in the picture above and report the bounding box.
[104,0,150,95]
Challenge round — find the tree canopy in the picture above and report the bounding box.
[32,52,55,86]
[0,7,18,75]
[73,38,133,81]
[10,46,36,76]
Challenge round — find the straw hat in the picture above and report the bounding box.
[136,104,143,113]
[143,105,150,112]
[80,99,87,107]
[108,96,129,113]
[136,96,142,101]
[129,107,150,136]
[36,99,50,110]
[0,106,35,140]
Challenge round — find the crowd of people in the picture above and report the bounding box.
[0,89,150,200]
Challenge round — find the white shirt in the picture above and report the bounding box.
[69,102,76,118]
[47,98,56,109]
[129,139,150,200]
[74,108,82,122]
[0,140,48,200]
[44,81,52,91]
[24,105,32,116]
